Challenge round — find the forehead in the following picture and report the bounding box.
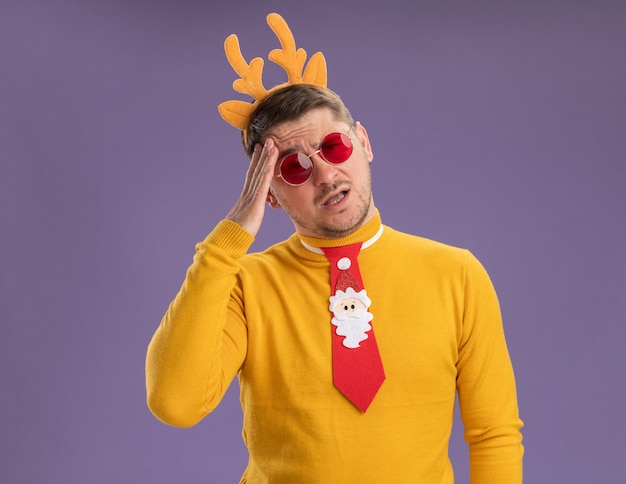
[263,108,347,146]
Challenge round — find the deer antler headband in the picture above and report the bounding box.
[218,13,328,137]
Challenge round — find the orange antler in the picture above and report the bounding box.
[267,13,308,84]
[218,13,328,132]
[226,34,267,99]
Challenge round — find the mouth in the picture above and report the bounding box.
[322,189,349,207]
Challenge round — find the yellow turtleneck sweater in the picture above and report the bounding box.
[146,213,523,483]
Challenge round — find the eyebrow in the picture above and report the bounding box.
[274,138,321,160]
[277,144,302,159]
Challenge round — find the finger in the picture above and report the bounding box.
[247,142,264,174]
[247,139,277,195]
[257,138,278,184]
[239,143,264,195]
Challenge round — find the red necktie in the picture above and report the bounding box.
[322,243,385,412]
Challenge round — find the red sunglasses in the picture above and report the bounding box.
[276,128,354,186]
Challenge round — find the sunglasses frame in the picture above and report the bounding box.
[276,126,355,186]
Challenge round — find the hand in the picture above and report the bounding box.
[225,138,278,237]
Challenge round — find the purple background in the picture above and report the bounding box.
[2,1,625,482]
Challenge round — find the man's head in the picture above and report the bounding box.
[243,84,354,159]
[219,14,376,239]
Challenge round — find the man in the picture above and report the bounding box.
[146,13,523,483]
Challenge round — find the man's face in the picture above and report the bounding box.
[264,108,376,239]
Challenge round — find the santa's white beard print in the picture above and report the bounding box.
[331,308,373,348]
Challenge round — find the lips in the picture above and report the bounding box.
[322,190,348,207]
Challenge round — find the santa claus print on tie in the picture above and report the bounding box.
[328,259,374,349]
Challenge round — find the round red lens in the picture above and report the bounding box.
[321,132,353,164]
[280,153,313,185]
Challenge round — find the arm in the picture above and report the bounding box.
[457,253,524,483]
[145,139,279,427]
[145,221,252,427]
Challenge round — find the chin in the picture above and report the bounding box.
[318,209,370,238]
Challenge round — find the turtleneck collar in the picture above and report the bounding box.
[293,211,383,256]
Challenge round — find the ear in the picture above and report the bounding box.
[266,188,282,209]
[354,122,373,163]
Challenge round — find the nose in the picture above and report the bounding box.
[310,152,339,186]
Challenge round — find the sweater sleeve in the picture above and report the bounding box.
[456,253,524,483]
[145,220,253,427]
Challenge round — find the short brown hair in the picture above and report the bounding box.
[244,84,354,158]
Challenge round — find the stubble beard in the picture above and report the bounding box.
[288,177,373,239]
